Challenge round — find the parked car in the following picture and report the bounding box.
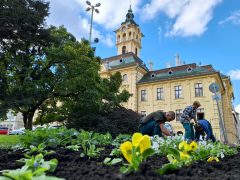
[164,123,175,135]
[9,128,25,135]
[0,127,9,135]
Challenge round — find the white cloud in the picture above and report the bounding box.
[141,0,189,20]
[227,69,240,80]
[141,0,222,37]
[46,0,222,44]
[219,10,240,26]
[235,104,240,114]
[47,0,116,47]
[76,0,143,29]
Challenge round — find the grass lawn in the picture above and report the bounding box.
[0,135,20,149]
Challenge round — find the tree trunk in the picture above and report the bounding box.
[23,111,35,130]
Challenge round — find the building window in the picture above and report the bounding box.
[122,46,126,54]
[175,85,182,99]
[122,74,127,82]
[135,48,138,56]
[197,108,204,120]
[141,111,147,117]
[141,90,147,101]
[151,73,156,78]
[123,33,126,41]
[187,67,192,72]
[176,109,182,121]
[128,32,132,40]
[195,83,203,97]
[157,88,164,100]
[168,70,173,74]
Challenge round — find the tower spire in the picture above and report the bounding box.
[121,4,138,26]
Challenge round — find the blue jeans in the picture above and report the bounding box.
[182,122,195,141]
[208,123,216,142]
[139,119,163,137]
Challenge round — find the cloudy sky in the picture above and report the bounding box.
[46,0,240,111]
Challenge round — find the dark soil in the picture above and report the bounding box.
[1,146,240,180]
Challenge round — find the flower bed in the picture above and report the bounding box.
[0,128,240,179]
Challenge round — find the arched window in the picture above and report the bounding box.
[123,33,126,41]
[122,46,126,54]
[128,32,132,40]
[136,35,138,40]
[135,48,138,56]
[123,74,128,82]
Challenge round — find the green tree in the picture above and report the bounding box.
[101,72,132,113]
[0,0,50,127]
[0,0,101,129]
[0,0,132,130]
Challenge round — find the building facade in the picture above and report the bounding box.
[100,7,239,143]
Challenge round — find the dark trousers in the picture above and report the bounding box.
[139,119,163,137]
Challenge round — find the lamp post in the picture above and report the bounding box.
[85,1,101,43]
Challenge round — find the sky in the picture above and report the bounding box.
[46,0,240,112]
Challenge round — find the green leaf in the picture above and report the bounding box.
[120,166,133,174]
[168,148,180,161]
[32,167,48,176]
[157,163,178,175]
[32,174,65,180]
[142,148,155,159]
[80,153,85,157]
[103,157,111,165]
[111,158,122,165]
[0,176,11,180]
[2,166,33,180]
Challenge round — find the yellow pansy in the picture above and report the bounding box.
[120,141,133,163]
[179,141,191,152]
[180,152,191,160]
[189,141,198,151]
[138,135,151,153]
[207,156,220,162]
[132,133,151,153]
[132,133,143,147]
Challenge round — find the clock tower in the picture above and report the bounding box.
[115,6,144,57]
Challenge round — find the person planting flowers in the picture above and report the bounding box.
[180,101,201,141]
[194,119,216,142]
[139,110,175,137]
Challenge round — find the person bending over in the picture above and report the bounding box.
[195,119,216,142]
[139,110,175,137]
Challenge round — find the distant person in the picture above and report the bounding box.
[139,110,175,137]
[194,119,216,142]
[180,101,201,141]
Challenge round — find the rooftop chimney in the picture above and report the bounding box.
[148,60,153,71]
[175,54,181,66]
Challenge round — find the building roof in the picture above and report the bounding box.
[121,5,139,26]
[137,63,217,84]
[102,52,148,71]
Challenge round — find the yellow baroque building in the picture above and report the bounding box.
[100,7,239,143]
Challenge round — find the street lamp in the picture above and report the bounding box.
[85,1,101,43]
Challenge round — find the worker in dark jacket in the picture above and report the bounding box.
[139,110,175,137]
[194,119,216,142]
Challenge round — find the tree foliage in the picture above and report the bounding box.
[0,0,132,129]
